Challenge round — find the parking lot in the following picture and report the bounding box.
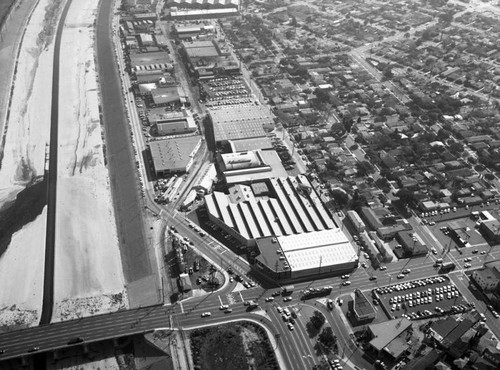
[374,276,472,320]
[200,76,254,107]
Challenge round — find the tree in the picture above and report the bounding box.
[331,189,349,208]
[356,160,375,177]
[318,327,336,350]
[396,189,416,206]
[311,311,326,329]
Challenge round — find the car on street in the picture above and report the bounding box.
[492,311,500,318]
[361,262,367,268]
[327,299,334,309]
[276,307,283,314]
[272,291,281,297]
[369,276,377,281]
[224,309,233,314]
[379,266,387,271]
[481,251,487,255]
[27,347,39,352]
[0,349,5,355]
[342,281,351,286]
[464,257,472,262]
[283,297,292,302]
[472,249,478,254]
[265,297,274,302]
[464,263,471,268]
[201,312,211,317]
[287,323,294,331]
[341,274,350,279]
[397,274,405,279]
[229,277,234,283]
[402,269,411,274]
[431,248,437,255]
[219,305,229,310]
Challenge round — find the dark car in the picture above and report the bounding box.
[27,346,39,352]
[369,276,377,281]
[67,337,84,345]
[0,349,5,355]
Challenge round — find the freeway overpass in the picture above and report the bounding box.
[0,258,489,366]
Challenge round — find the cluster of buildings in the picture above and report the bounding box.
[472,261,500,311]
[364,310,500,370]
[163,0,240,20]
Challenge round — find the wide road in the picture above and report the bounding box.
[3,255,500,368]
[39,0,73,326]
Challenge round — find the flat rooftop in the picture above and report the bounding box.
[278,229,357,271]
[210,105,274,142]
[149,136,201,172]
[223,151,288,184]
[184,40,219,58]
[229,137,273,152]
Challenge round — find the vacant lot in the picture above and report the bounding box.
[0,0,16,27]
[190,322,279,370]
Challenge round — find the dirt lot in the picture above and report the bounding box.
[189,322,279,370]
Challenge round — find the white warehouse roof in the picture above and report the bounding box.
[278,229,357,272]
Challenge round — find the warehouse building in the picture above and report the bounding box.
[205,175,337,246]
[208,104,275,147]
[217,150,288,184]
[347,210,365,233]
[151,109,197,136]
[253,229,358,281]
[151,86,183,106]
[165,0,239,9]
[149,136,202,176]
[181,39,238,79]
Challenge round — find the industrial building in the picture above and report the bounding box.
[346,210,365,233]
[151,109,197,136]
[151,86,183,106]
[149,136,202,176]
[253,229,358,280]
[217,150,288,184]
[181,39,239,79]
[174,22,216,39]
[205,175,339,244]
[165,0,239,9]
[209,104,275,146]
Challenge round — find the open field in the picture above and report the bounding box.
[190,322,279,370]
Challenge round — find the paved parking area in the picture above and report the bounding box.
[374,276,471,320]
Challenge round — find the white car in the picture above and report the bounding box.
[265,297,274,302]
[464,263,471,268]
[341,274,350,279]
[379,266,387,271]
[201,312,211,317]
[219,305,229,310]
[342,281,351,286]
[287,323,294,331]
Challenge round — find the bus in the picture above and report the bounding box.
[440,262,456,273]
